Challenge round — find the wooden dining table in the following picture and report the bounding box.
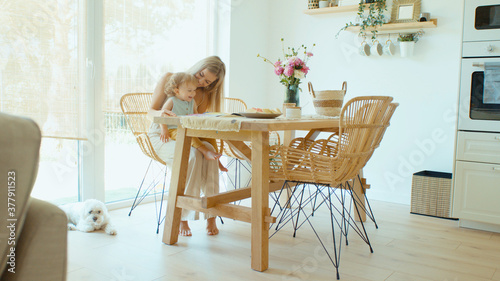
[154,115,367,272]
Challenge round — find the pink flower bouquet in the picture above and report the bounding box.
[258,38,315,89]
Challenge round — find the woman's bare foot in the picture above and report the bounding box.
[198,146,222,161]
[179,221,192,236]
[206,217,219,235]
[218,160,228,172]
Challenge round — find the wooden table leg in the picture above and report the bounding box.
[251,131,269,272]
[352,170,367,222]
[162,128,192,244]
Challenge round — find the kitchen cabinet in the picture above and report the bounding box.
[453,131,500,231]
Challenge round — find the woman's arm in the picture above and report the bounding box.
[149,72,174,117]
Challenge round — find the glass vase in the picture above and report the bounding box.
[284,84,300,106]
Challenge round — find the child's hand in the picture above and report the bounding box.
[160,125,170,143]
[161,109,177,117]
[161,103,177,117]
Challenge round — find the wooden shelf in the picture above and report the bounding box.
[303,5,360,15]
[345,19,438,34]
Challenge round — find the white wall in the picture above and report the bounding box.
[227,0,464,204]
[226,0,271,107]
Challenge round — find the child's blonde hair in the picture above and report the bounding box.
[164,72,198,97]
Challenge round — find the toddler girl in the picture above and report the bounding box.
[160,72,227,171]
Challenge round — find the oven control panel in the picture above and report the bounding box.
[462,41,500,58]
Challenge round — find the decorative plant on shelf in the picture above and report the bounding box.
[336,0,387,40]
[397,30,424,57]
[397,30,425,43]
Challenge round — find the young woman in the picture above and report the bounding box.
[148,56,226,236]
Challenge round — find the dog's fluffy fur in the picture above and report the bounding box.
[60,199,117,235]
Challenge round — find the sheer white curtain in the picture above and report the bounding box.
[0,0,86,140]
[103,0,211,112]
[103,0,213,202]
[1,0,216,204]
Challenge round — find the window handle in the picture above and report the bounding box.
[472,62,484,68]
[86,58,95,79]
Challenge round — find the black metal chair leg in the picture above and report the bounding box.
[292,184,306,237]
[156,167,168,234]
[129,159,154,216]
[346,181,373,253]
[328,187,341,280]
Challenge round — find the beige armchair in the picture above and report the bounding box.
[0,112,67,281]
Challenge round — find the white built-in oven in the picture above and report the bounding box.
[458,41,500,132]
[463,0,500,42]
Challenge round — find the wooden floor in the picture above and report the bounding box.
[66,198,500,281]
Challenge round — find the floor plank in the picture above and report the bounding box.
[66,199,500,281]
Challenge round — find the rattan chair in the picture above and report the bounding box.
[283,102,398,228]
[270,96,393,280]
[120,93,169,233]
[325,102,399,228]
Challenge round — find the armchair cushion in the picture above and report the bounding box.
[0,112,67,281]
[0,112,41,275]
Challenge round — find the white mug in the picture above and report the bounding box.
[359,41,370,56]
[370,40,383,56]
[286,107,302,119]
[383,39,395,56]
[282,103,296,118]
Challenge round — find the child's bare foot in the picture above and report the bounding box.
[218,160,228,172]
[198,146,222,161]
[179,221,192,236]
[206,217,219,235]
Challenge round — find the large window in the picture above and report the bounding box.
[0,0,84,204]
[0,0,215,204]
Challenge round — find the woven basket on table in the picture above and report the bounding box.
[309,81,347,117]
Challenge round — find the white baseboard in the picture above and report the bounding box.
[459,219,500,233]
[106,195,164,211]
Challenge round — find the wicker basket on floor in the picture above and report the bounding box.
[411,170,454,219]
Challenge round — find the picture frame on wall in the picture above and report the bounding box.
[391,0,421,23]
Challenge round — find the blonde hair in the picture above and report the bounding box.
[164,72,198,98]
[187,56,226,112]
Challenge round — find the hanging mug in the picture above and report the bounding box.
[383,39,396,56]
[359,41,370,56]
[370,40,383,56]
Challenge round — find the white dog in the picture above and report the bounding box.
[60,199,117,235]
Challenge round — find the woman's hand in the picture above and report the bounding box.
[160,125,170,143]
